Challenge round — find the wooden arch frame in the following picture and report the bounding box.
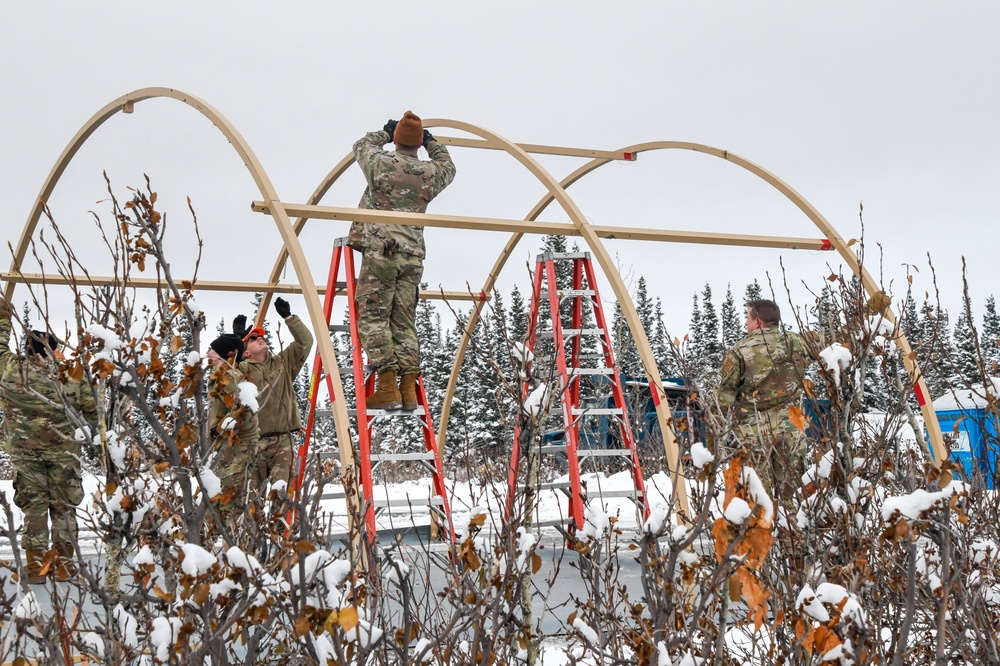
[4,87,947,528]
[3,87,354,474]
[256,131,948,519]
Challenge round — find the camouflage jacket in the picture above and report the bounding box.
[237,314,313,436]
[0,311,96,454]
[207,363,259,445]
[348,130,457,259]
[715,326,812,420]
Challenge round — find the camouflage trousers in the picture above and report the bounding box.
[214,438,264,532]
[10,448,83,552]
[355,250,423,373]
[258,432,298,488]
[733,406,808,501]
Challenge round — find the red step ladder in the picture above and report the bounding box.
[294,237,454,544]
[506,251,650,535]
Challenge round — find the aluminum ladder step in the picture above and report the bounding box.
[538,328,606,339]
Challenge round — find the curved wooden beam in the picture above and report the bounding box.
[613,141,945,464]
[455,140,945,467]
[418,122,692,519]
[3,87,358,523]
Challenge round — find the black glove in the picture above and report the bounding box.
[422,129,434,147]
[233,314,249,338]
[383,119,398,143]
[274,297,291,318]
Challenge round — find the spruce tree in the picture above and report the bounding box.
[653,298,679,379]
[814,286,839,344]
[698,283,723,380]
[611,276,656,381]
[613,300,641,379]
[721,285,741,350]
[508,285,528,344]
[982,295,1000,374]
[953,290,982,386]
[744,280,763,308]
[918,300,956,397]
[433,314,470,451]
[685,293,703,377]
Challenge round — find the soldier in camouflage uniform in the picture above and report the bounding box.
[347,110,457,410]
[0,299,96,584]
[234,297,313,487]
[206,333,262,533]
[715,299,813,499]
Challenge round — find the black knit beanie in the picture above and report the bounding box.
[210,333,244,363]
[26,329,59,357]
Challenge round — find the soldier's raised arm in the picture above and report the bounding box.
[421,129,457,196]
[353,124,395,188]
[0,299,15,370]
[273,297,313,375]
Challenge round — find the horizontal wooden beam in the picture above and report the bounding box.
[251,201,833,251]
[590,226,832,251]
[435,135,637,161]
[1,273,486,302]
[253,201,574,236]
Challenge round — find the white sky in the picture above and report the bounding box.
[2,2,998,341]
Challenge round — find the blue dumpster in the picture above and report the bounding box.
[933,386,1000,489]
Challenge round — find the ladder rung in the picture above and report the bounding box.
[370,452,436,463]
[538,328,605,339]
[315,409,332,419]
[318,451,340,459]
[530,518,571,528]
[337,364,372,373]
[374,496,445,509]
[577,448,633,459]
[567,368,615,376]
[536,251,591,262]
[589,489,644,500]
[329,324,351,334]
[540,290,597,299]
[518,481,571,492]
[348,407,428,417]
[538,444,568,455]
[571,407,623,416]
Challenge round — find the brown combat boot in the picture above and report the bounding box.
[367,370,402,410]
[25,549,46,585]
[53,542,78,581]
[400,373,420,411]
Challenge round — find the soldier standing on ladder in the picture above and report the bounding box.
[347,111,457,410]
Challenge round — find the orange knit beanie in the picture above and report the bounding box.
[393,111,423,148]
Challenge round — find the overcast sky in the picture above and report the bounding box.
[2,2,998,344]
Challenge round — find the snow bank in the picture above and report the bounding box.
[932,377,1000,411]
